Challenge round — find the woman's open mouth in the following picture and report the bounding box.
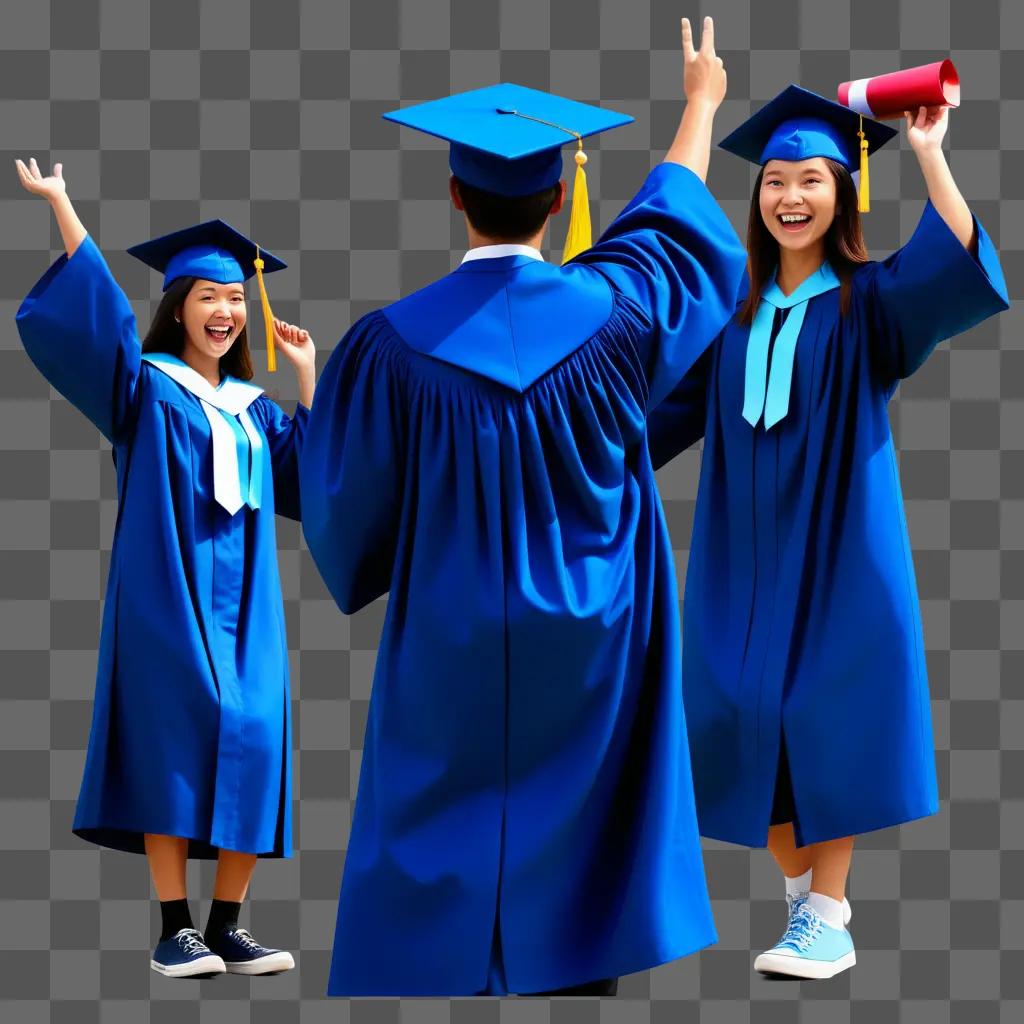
[777,212,812,233]
[205,324,233,343]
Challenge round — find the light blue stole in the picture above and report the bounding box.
[142,353,265,515]
[741,262,840,429]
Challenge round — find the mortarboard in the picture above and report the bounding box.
[127,220,286,372]
[718,85,898,212]
[383,83,634,263]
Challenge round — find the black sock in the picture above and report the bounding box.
[159,899,194,941]
[205,899,242,941]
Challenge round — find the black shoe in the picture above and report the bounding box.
[205,926,295,976]
[151,928,226,979]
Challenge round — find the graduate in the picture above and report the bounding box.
[14,158,316,979]
[646,86,1009,979]
[299,17,745,997]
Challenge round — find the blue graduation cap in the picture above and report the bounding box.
[127,220,287,372]
[383,83,634,262]
[126,219,287,293]
[718,85,898,212]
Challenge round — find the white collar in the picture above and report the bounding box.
[461,243,545,265]
[142,353,263,415]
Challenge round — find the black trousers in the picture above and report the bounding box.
[770,734,796,826]
[526,977,619,996]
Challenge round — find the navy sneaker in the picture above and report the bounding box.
[206,926,295,976]
[151,928,226,979]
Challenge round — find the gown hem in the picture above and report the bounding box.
[698,798,940,850]
[72,824,290,860]
[327,925,718,997]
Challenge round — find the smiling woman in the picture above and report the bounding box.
[143,276,255,382]
[742,155,868,323]
[647,85,1008,983]
[14,156,318,982]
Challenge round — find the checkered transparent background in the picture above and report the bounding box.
[1,1,1022,1020]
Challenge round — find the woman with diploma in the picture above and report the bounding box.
[647,89,1008,979]
[15,158,316,980]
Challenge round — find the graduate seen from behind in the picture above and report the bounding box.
[647,88,1009,980]
[14,159,318,980]
[300,17,745,998]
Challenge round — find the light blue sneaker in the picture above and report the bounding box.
[754,902,856,979]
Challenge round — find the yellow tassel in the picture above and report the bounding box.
[254,246,277,373]
[561,140,592,264]
[857,114,870,214]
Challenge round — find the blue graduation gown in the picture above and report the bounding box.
[16,235,306,859]
[647,201,1009,849]
[300,163,746,996]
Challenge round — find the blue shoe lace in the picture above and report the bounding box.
[776,904,823,953]
[176,929,210,957]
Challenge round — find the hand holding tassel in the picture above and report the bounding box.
[272,317,317,407]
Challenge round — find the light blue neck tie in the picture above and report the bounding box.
[219,410,263,512]
[741,262,840,430]
[141,353,265,514]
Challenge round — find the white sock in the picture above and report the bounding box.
[805,891,845,929]
[784,868,812,898]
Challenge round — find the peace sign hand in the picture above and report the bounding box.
[681,16,726,109]
[15,158,67,203]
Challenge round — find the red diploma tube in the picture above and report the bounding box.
[838,59,960,120]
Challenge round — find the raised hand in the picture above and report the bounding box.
[15,157,67,203]
[682,16,726,109]
[272,318,316,406]
[272,317,315,364]
[272,317,316,372]
[16,157,86,257]
[904,103,973,250]
[905,105,948,155]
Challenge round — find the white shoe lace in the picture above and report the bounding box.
[777,904,823,953]
[176,929,210,957]
[231,928,264,953]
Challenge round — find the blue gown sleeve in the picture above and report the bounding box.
[15,235,142,445]
[299,313,406,615]
[645,340,715,470]
[252,397,309,522]
[862,200,1009,385]
[573,162,746,408]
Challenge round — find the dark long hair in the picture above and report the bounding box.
[141,276,255,381]
[738,159,869,326]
